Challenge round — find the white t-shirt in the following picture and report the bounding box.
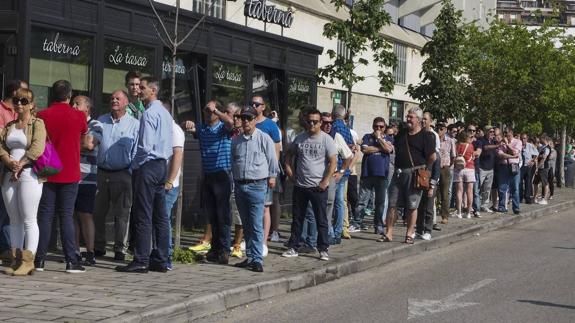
[169,120,186,188]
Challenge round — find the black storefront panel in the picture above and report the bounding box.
[29,27,93,109]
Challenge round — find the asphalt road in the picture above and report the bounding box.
[197,209,575,323]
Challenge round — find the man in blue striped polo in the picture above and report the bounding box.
[184,100,234,264]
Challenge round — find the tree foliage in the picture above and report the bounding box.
[407,0,467,120]
[318,0,397,110]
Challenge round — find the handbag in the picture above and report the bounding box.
[510,163,519,175]
[32,120,63,177]
[406,134,431,190]
[454,143,470,170]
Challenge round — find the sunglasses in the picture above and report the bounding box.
[306,120,321,126]
[251,102,264,108]
[322,121,333,125]
[240,115,255,121]
[467,129,476,132]
[373,125,386,129]
[12,97,30,106]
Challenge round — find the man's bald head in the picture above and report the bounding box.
[110,90,129,114]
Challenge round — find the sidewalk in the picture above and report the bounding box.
[1,189,574,323]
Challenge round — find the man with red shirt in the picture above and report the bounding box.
[35,80,88,273]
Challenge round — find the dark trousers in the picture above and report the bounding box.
[131,159,169,267]
[203,171,232,256]
[549,167,555,197]
[519,165,534,203]
[94,169,132,254]
[36,183,79,264]
[417,189,435,234]
[347,175,359,224]
[354,176,387,228]
[0,197,9,252]
[289,186,329,252]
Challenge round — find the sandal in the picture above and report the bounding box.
[404,236,414,245]
[377,234,392,242]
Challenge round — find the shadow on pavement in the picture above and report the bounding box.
[518,300,575,310]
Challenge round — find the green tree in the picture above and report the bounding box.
[407,0,467,120]
[317,0,397,112]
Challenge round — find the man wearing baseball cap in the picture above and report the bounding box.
[232,106,278,272]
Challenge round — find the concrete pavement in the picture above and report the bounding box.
[1,189,574,322]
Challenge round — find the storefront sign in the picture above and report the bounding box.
[244,0,294,28]
[163,61,186,75]
[289,78,310,94]
[109,45,148,68]
[214,67,242,83]
[104,41,154,73]
[42,33,80,56]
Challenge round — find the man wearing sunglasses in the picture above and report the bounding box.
[320,112,352,245]
[283,109,337,261]
[352,117,394,235]
[476,126,499,213]
[231,106,278,272]
[251,96,281,256]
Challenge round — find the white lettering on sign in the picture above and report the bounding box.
[109,46,148,68]
[42,33,81,56]
[289,80,310,94]
[214,66,243,83]
[163,61,186,75]
[244,0,294,28]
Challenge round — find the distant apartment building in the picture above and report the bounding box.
[497,0,575,25]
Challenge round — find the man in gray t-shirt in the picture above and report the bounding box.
[283,109,337,261]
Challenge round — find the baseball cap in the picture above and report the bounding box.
[241,106,257,118]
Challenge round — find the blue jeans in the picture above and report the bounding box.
[0,197,10,252]
[353,176,388,228]
[235,179,267,265]
[300,202,317,248]
[473,169,481,212]
[329,176,348,239]
[132,159,169,267]
[36,183,79,264]
[164,186,180,258]
[497,164,520,213]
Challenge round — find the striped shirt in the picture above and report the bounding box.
[80,118,99,185]
[198,121,232,173]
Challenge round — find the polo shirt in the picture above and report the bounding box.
[0,101,17,128]
[197,121,232,173]
[360,133,393,178]
[37,102,88,183]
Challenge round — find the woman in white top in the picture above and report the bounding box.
[0,88,46,276]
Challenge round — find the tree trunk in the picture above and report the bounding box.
[173,0,182,249]
[560,125,566,187]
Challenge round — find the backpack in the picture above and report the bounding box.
[454,143,470,170]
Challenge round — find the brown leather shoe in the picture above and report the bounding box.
[13,250,35,276]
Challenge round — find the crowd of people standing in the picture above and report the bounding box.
[0,72,560,276]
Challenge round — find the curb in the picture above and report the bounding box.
[104,198,575,323]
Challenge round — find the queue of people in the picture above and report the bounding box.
[0,72,561,277]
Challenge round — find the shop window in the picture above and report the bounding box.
[102,40,155,115]
[193,0,224,19]
[162,52,207,123]
[212,61,246,107]
[389,99,404,124]
[286,76,313,143]
[393,42,406,85]
[29,28,93,109]
[252,66,284,121]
